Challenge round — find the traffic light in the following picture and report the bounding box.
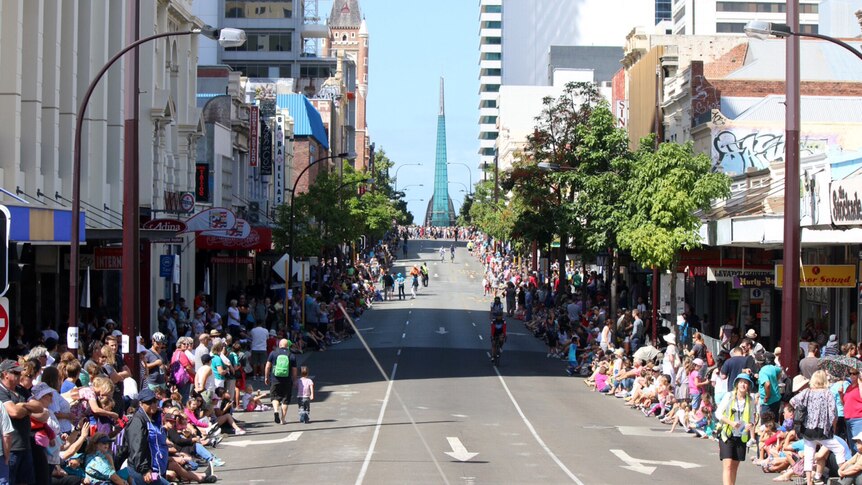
[248,201,260,224]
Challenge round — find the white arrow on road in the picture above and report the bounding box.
[435,327,448,335]
[610,449,700,475]
[221,431,302,448]
[445,437,478,462]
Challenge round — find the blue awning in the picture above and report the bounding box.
[7,205,85,244]
[276,94,330,149]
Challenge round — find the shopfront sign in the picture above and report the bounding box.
[197,227,272,252]
[732,274,775,288]
[164,191,194,214]
[94,247,123,270]
[142,219,186,232]
[210,256,254,265]
[274,114,285,205]
[195,164,210,202]
[706,267,773,283]
[181,208,237,233]
[831,177,862,226]
[249,106,259,168]
[775,264,857,288]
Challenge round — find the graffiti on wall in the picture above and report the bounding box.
[691,75,720,117]
[711,128,831,176]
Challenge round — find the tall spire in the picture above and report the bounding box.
[328,0,362,28]
[439,77,445,116]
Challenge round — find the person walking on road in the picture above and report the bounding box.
[396,273,406,300]
[439,247,445,262]
[411,273,419,299]
[717,373,755,485]
[420,262,429,287]
[297,366,314,424]
[264,339,297,425]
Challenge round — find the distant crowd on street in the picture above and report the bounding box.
[467,228,862,485]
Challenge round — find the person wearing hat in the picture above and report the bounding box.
[83,432,129,485]
[0,359,42,485]
[396,272,406,300]
[824,334,841,357]
[791,369,848,484]
[757,352,783,417]
[661,332,680,379]
[837,432,862,483]
[716,373,756,484]
[265,339,297,425]
[124,388,170,484]
[143,333,168,392]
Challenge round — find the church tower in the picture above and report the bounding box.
[322,0,369,171]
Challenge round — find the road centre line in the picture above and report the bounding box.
[493,367,585,484]
[402,332,406,339]
[397,349,401,356]
[478,335,483,340]
[356,363,397,485]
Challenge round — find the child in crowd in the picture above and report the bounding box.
[240,384,272,412]
[85,432,129,485]
[297,366,315,423]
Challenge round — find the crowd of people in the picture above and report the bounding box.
[468,229,862,485]
[0,228,413,484]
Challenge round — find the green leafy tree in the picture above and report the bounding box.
[619,139,731,321]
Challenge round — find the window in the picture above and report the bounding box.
[479,132,498,140]
[715,2,818,14]
[673,5,685,24]
[300,65,333,78]
[480,100,497,108]
[480,84,500,93]
[484,37,502,45]
[482,68,501,77]
[480,116,496,124]
[226,63,272,78]
[482,52,502,61]
[342,35,347,41]
[481,147,495,156]
[482,5,502,14]
[798,24,819,34]
[351,32,355,38]
[224,32,293,52]
[225,1,293,19]
[716,22,746,33]
[483,21,502,29]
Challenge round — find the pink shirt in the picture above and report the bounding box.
[595,373,609,391]
[843,383,862,419]
[689,370,701,395]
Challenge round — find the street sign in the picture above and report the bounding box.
[159,255,174,278]
[0,206,8,297]
[0,297,9,349]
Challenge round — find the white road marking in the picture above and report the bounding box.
[409,310,412,314]
[486,352,491,358]
[451,414,469,418]
[610,449,701,475]
[493,367,585,484]
[397,349,401,356]
[445,437,478,462]
[406,320,409,325]
[478,335,483,340]
[402,332,407,339]
[356,363,397,485]
[471,322,476,327]
[436,327,448,335]
[221,432,302,447]
[617,426,694,438]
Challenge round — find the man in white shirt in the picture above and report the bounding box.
[249,321,270,380]
[193,333,211,372]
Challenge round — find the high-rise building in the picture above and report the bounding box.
[819,0,862,37]
[656,0,673,23]
[671,0,821,35]
[478,0,655,172]
[425,79,456,227]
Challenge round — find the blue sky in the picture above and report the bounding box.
[360,1,478,223]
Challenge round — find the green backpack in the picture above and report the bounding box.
[273,353,292,378]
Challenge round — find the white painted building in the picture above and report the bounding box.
[0,0,204,332]
[819,0,862,38]
[671,0,821,35]
[479,0,655,173]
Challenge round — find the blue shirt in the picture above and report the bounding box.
[758,364,782,406]
[831,380,851,417]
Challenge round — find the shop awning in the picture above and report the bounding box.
[7,205,85,244]
[196,226,272,252]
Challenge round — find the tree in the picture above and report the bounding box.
[618,139,731,323]
[572,102,634,315]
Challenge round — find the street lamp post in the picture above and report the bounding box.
[399,184,424,192]
[744,7,862,375]
[394,163,422,191]
[448,162,473,194]
[287,152,354,293]
[68,26,246,362]
[448,181,469,193]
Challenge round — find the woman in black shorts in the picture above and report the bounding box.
[716,373,755,485]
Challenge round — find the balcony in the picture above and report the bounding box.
[479,43,502,54]
[479,28,502,38]
[479,59,502,69]
[480,12,502,22]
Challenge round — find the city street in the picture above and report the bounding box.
[212,241,768,484]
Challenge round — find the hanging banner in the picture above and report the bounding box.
[199,218,251,239]
[180,208,236,233]
[249,106,259,168]
[195,164,210,202]
[259,117,273,175]
[775,264,856,288]
[274,114,285,205]
[197,227,272,252]
[706,267,773,283]
[831,177,862,226]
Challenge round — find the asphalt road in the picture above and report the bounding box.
[212,240,770,484]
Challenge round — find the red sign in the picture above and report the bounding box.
[142,219,187,232]
[0,297,8,349]
[211,256,254,265]
[195,164,210,201]
[196,227,272,252]
[94,247,123,270]
[249,106,259,168]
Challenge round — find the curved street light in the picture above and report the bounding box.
[287,152,355,291]
[400,184,424,192]
[69,26,247,357]
[394,163,422,191]
[447,162,474,194]
[743,15,862,374]
[448,181,469,193]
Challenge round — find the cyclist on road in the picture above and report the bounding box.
[491,297,506,360]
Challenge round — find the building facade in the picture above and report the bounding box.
[671,0,821,35]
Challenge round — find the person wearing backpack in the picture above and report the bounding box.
[264,339,297,425]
